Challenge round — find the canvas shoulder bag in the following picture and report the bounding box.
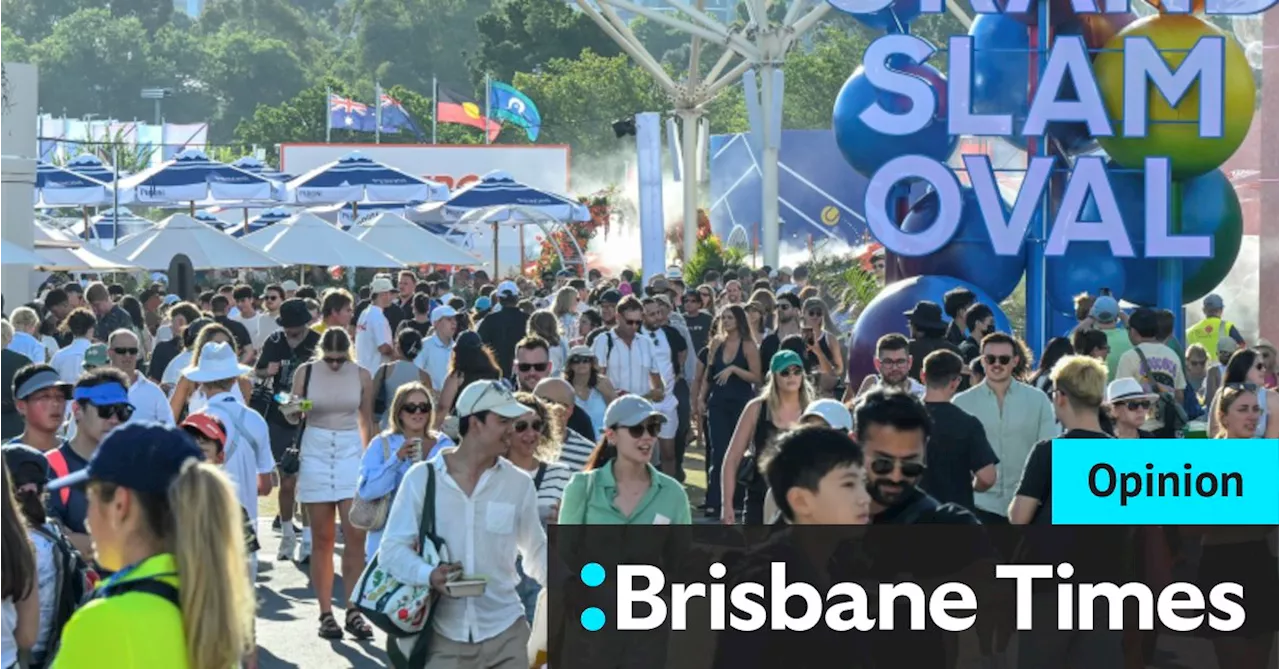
[350,435,395,531]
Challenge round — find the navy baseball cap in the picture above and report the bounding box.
[47,422,206,494]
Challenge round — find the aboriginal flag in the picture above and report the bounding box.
[436,88,501,142]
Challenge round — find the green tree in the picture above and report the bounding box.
[201,29,306,142]
[31,9,157,119]
[1,26,34,64]
[1,0,86,42]
[339,0,490,94]
[470,0,620,83]
[780,20,872,130]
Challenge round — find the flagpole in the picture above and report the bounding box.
[484,73,492,145]
[325,87,332,144]
[375,82,382,144]
[432,75,438,145]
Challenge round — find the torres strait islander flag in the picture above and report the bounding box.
[436,88,501,142]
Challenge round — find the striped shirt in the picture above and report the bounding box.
[556,428,597,473]
[522,461,572,524]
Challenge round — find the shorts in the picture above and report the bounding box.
[268,421,298,465]
[657,402,678,440]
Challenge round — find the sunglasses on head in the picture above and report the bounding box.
[569,356,593,365]
[617,422,661,438]
[517,362,549,372]
[87,402,134,422]
[984,354,1013,366]
[870,454,925,478]
[401,402,431,415]
[514,419,545,434]
[1226,382,1260,392]
[776,365,804,378]
[111,347,139,356]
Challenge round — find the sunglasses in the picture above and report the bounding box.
[514,420,545,434]
[111,347,139,356]
[401,402,431,415]
[517,362,549,372]
[776,366,804,378]
[617,422,662,438]
[323,356,347,367]
[1121,400,1152,411]
[89,402,134,422]
[806,310,824,318]
[1226,382,1260,392]
[870,454,925,478]
[984,354,1013,366]
[624,319,643,327]
[569,356,593,365]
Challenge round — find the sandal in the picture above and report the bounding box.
[318,612,343,640]
[345,609,375,640]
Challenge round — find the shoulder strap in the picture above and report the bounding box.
[46,450,71,505]
[97,577,180,609]
[534,462,548,489]
[218,402,262,464]
[418,462,437,543]
[298,363,313,434]
[606,332,614,362]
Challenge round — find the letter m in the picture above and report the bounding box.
[1122,36,1224,139]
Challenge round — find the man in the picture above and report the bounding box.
[62,282,84,310]
[1185,292,1245,356]
[42,288,73,348]
[592,296,664,414]
[281,279,299,300]
[230,285,277,352]
[722,279,744,305]
[1,327,34,440]
[9,364,70,452]
[953,332,1058,526]
[904,300,961,381]
[918,350,997,512]
[759,292,803,367]
[413,305,457,393]
[313,288,354,335]
[532,377,598,466]
[105,329,172,426]
[138,288,163,336]
[585,289,621,344]
[639,296,686,477]
[384,270,417,334]
[1114,307,1186,437]
[147,302,200,386]
[255,299,320,560]
[681,290,713,355]
[378,380,546,667]
[850,333,926,401]
[514,336,553,392]
[49,368,133,557]
[399,294,433,339]
[1082,295,1132,380]
[942,287,976,346]
[260,283,286,322]
[792,265,810,290]
[477,281,529,374]
[957,303,994,363]
[85,282,133,343]
[355,276,395,372]
[1185,343,1209,395]
[211,294,255,363]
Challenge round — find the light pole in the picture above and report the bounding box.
[140,87,173,126]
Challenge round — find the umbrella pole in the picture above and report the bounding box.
[189,201,195,216]
[492,222,499,278]
[519,225,525,276]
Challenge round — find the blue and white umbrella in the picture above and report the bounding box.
[231,156,293,200]
[68,208,155,249]
[34,161,126,207]
[438,170,590,223]
[285,151,449,205]
[63,153,119,182]
[228,206,294,238]
[306,201,421,229]
[193,210,236,231]
[120,148,275,209]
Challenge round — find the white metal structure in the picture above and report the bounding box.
[573,0,831,266]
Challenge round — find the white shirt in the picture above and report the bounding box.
[8,331,47,364]
[162,350,193,387]
[127,372,174,426]
[1,598,16,669]
[413,334,454,392]
[230,311,278,351]
[50,338,92,384]
[202,392,274,524]
[355,304,392,372]
[380,454,547,644]
[591,328,659,397]
[643,327,678,410]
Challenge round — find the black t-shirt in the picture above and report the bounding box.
[1015,428,1112,525]
[908,337,961,382]
[567,405,598,442]
[215,315,254,354]
[476,306,528,374]
[945,319,967,346]
[921,402,999,512]
[872,486,982,526]
[683,311,713,354]
[397,318,431,339]
[254,329,321,425]
[384,301,407,336]
[147,338,181,385]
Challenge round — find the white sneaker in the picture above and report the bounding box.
[297,538,312,564]
[277,527,296,562]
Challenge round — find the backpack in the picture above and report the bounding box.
[30,524,98,661]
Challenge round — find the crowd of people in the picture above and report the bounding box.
[0,261,1275,669]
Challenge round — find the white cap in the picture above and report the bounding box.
[430,305,458,323]
[455,380,530,418]
[281,280,300,292]
[370,277,395,294]
[1105,378,1157,404]
[495,280,520,299]
[800,399,853,431]
[665,266,683,280]
[776,266,794,277]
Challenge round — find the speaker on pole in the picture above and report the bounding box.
[167,254,195,302]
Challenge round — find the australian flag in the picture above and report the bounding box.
[379,93,427,140]
[329,94,375,132]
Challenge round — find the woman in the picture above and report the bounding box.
[578,310,603,342]
[356,382,452,563]
[432,331,502,430]
[551,287,579,346]
[749,289,775,334]
[720,350,811,526]
[744,301,766,340]
[506,393,572,622]
[2,462,39,669]
[170,323,252,419]
[1030,337,1075,395]
[528,310,569,373]
[1207,348,1279,439]
[42,423,254,669]
[1072,328,1110,361]
[288,329,376,640]
[564,346,616,438]
[49,309,96,384]
[697,284,717,318]
[372,329,428,429]
[117,296,152,366]
[4,446,64,668]
[1104,379,1156,439]
[1256,340,1278,389]
[799,298,845,399]
[694,305,761,520]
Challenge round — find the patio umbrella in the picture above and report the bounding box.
[193,210,236,231]
[34,161,129,207]
[306,201,420,229]
[33,222,81,248]
[353,213,482,266]
[285,151,449,206]
[227,207,294,238]
[231,156,293,200]
[119,148,276,212]
[2,240,47,266]
[63,153,119,182]
[111,214,285,270]
[241,212,402,268]
[34,245,139,272]
[69,208,155,249]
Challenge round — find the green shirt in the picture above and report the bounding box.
[557,461,692,526]
[1104,327,1134,381]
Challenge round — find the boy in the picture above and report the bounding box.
[761,425,870,525]
[761,400,855,523]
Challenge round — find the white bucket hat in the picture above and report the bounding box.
[183,342,253,383]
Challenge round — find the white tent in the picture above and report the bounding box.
[34,245,139,272]
[241,212,402,268]
[353,213,482,267]
[110,214,284,270]
[33,223,81,248]
[3,240,47,266]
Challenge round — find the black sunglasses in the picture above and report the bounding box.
[984,354,1013,366]
[401,402,431,415]
[617,422,661,438]
[514,420,545,434]
[776,366,804,378]
[517,362,549,372]
[1255,362,1268,371]
[111,347,139,356]
[1122,400,1152,411]
[1226,382,1260,392]
[870,454,925,478]
[568,356,593,365]
[88,402,134,422]
[624,319,643,327]
[323,356,347,367]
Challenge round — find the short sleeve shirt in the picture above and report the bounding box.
[592,329,658,396]
[254,330,320,425]
[355,304,392,372]
[46,442,89,534]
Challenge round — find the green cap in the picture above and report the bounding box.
[82,343,109,370]
[770,349,804,375]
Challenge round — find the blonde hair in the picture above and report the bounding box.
[9,307,39,333]
[387,382,433,435]
[317,328,353,360]
[551,287,577,318]
[1049,355,1107,409]
[528,310,562,347]
[0,320,11,348]
[763,363,814,420]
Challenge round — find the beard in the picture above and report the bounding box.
[868,478,913,507]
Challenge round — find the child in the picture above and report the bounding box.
[760,425,870,525]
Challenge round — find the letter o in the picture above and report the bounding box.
[1089,463,1116,497]
[864,156,963,257]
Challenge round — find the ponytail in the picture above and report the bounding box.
[168,461,254,669]
[583,434,616,471]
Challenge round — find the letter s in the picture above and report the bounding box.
[1207,582,1246,632]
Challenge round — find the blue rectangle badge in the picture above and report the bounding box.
[1051,439,1280,525]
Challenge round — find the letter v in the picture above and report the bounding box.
[964,154,1052,256]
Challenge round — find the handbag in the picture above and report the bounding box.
[350,435,394,531]
[278,364,311,476]
[1134,346,1189,434]
[355,464,448,644]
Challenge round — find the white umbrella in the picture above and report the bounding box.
[34,245,139,272]
[33,223,81,248]
[353,213,482,266]
[3,240,47,266]
[111,214,285,270]
[241,212,402,268]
